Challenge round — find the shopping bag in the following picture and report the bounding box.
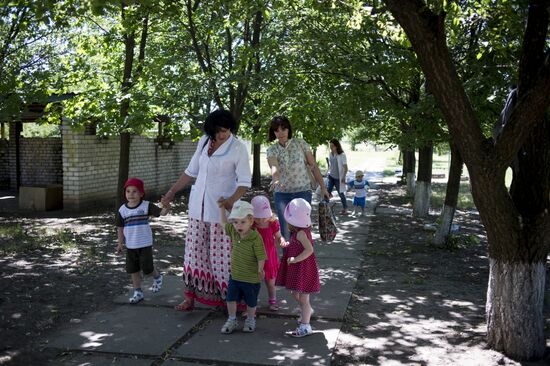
[318,201,337,242]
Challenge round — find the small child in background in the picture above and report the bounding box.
[219,200,267,334]
[251,195,288,311]
[347,170,370,217]
[116,178,169,304]
[275,198,320,338]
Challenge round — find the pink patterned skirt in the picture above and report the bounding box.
[182,218,232,307]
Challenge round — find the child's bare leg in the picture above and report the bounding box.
[246,306,256,319]
[291,290,300,302]
[226,301,237,317]
[266,278,276,300]
[131,272,142,289]
[298,293,313,324]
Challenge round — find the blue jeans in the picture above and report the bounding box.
[274,190,312,240]
[326,175,348,210]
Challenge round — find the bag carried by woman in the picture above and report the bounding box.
[318,201,337,242]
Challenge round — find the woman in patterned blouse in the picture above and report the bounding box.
[266,116,330,239]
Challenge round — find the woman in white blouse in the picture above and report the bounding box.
[162,110,251,311]
[266,116,330,239]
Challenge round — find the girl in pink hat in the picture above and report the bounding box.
[251,195,288,311]
[275,198,320,337]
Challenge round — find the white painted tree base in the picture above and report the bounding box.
[413,181,430,218]
[486,259,546,360]
[433,205,455,246]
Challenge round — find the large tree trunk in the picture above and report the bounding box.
[413,143,432,218]
[486,260,546,359]
[433,143,463,246]
[384,1,550,359]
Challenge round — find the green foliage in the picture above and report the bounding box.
[0,224,42,253]
[444,234,480,251]
[0,1,75,120]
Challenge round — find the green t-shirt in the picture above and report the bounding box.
[225,223,267,283]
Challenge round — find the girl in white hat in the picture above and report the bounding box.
[251,195,288,311]
[275,198,320,337]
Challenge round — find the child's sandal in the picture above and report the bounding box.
[268,299,279,311]
[174,300,194,312]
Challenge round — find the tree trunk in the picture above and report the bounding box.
[116,2,137,208]
[413,143,432,217]
[486,259,546,359]
[433,143,463,246]
[384,0,550,360]
[403,149,416,195]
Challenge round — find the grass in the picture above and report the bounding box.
[0,225,84,254]
[431,182,476,210]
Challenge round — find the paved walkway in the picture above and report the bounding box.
[43,189,381,366]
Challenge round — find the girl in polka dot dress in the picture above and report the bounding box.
[251,195,288,311]
[275,198,320,337]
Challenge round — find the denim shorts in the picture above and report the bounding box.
[226,278,261,307]
[353,196,366,208]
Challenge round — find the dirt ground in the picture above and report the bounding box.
[1,182,549,366]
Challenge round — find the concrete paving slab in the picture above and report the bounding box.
[256,259,359,320]
[314,239,365,260]
[113,276,213,311]
[45,306,209,356]
[172,316,341,365]
[54,352,153,366]
[162,360,211,366]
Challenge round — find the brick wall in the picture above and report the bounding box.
[7,122,63,191]
[62,126,197,210]
[19,138,63,187]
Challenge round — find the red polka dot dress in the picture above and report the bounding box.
[276,228,320,293]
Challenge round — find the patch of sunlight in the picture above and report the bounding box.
[449,311,464,319]
[79,331,114,348]
[271,348,307,361]
[379,294,401,304]
[441,299,476,308]
[8,260,34,269]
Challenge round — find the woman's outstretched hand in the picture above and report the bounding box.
[161,190,175,207]
[322,187,331,201]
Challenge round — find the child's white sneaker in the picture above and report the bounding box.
[242,317,256,332]
[150,274,163,293]
[129,290,144,304]
[221,318,239,334]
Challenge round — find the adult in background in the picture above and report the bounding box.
[266,116,330,240]
[162,109,252,311]
[326,139,349,215]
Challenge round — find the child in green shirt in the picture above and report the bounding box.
[218,200,267,333]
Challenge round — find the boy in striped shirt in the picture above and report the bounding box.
[116,178,169,304]
[218,200,267,333]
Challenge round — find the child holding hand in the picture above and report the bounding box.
[275,198,320,337]
[219,200,267,334]
[251,195,287,311]
[116,178,169,304]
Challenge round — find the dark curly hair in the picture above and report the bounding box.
[203,109,238,140]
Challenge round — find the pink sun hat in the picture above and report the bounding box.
[251,195,272,219]
[284,198,311,228]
